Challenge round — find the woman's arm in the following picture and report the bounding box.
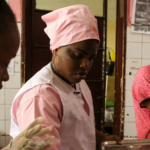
[96,129,122,145]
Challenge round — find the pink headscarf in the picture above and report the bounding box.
[132,65,150,139]
[41,5,100,51]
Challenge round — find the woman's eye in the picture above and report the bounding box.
[73,53,83,58]
[89,56,95,61]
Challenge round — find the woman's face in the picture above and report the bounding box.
[0,29,20,89]
[53,39,99,84]
[144,101,150,111]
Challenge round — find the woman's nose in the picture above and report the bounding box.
[80,58,91,70]
[2,69,9,82]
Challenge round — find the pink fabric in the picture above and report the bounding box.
[41,5,100,51]
[127,0,134,26]
[132,65,150,139]
[13,84,89,150]
[9,0,22,22]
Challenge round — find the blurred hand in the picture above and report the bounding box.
[3,117,54,150]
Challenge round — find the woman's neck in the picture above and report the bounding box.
[51,63,75,88]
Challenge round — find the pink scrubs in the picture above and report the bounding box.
[12,84,89,149]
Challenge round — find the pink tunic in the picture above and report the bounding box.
[12,84,89,150]
[132,65,150,139]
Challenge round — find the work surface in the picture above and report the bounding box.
[101,139,150,150]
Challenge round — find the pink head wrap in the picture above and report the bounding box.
[132,65,150,139]
[41,4,100,51]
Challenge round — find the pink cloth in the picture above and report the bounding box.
[127,0,134,26]
[42,4,100,51]
[9,0,22,22]
[13,84,89,150]
[132,65,150,139]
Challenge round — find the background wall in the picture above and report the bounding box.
[36,0,103,17]
[106,0,116,103]
[124,27,150,139]
[106,21,116,103]
[0,0,22,148]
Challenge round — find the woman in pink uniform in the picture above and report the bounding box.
[10,5,121,150]
[133,65,150,139]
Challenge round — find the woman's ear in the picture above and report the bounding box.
[53,49,58,55]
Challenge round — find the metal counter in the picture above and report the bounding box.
[101,139,150,150]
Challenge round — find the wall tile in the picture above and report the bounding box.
[124,107,135,122]
[125,91,134,107]
[127,27,142,42]
[4,73,21,88]
[126,59,141,75]
[0,105,5,120]
[17,44,21,56]
[15,56,21,72]
[0,136,6,148]
[0,89,4,104]
[6,121,10,135]
[6,136,12,146]
[17,23,21,56]
[124,122,137,138]
[5,105,11,120]
[0,121,5,135]
[17,23,21,34]
[125,75,135,91]
[5,89,19,105]
[143,34,150,42]
[126,43,142,59]
[142,59,150,67]
[142,43,150,58]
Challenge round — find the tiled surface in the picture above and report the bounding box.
[0,105,5,120]
[5,89,19,104]
[142,43,150,58]
[0,121,5,135]
[143,34,150,42]
[5,105,11,120]
[16,24,21,56]
[125,91,134,107]
[127,27,142,42]
[126,59,141,75]
[15,56,21,72]
[124,123,137,138]
[6,121,10,135]
[125,75,135,91]
[126,43,142,59]
[17,43,21,56]
[124,107,135,122]
[142,59,150,67]
[0,89,4,104]
[4,73,21,88]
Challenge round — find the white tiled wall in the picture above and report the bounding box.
[0,2,22,146]
[124,27,150,139]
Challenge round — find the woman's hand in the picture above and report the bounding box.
[102,135,122,145]
[96,129,122,145]
[3,117,54,150]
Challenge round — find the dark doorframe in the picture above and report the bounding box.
[113,0,127,139]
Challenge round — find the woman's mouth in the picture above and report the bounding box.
[76,72,87,79]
